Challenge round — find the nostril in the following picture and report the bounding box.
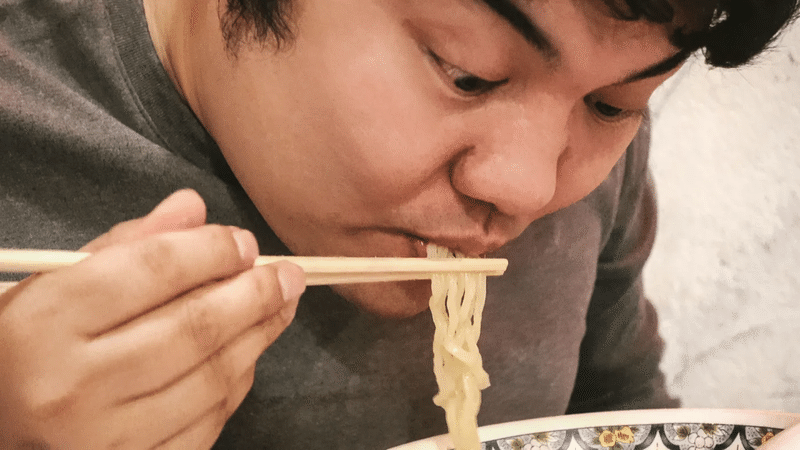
[454,191,496,229]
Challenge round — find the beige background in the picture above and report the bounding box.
[644,23,800,412]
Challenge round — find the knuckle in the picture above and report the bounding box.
[247,269,271,305]
[240,366,256,393]
[228,368,256,414]
[205,225,240,260]
[1,312,32,349]
[6,279,70,332]
[21,375,81,421]
[1,315,87,423]
[211,399,234,432]
[249,266,283,314]
[135,236,184,283]
[200,364,235,414]
[205,224,232,242]
[204,343,257,412]
[181,298,224,358]
[208,372,231,407]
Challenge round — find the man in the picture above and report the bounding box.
[0,0,797,448]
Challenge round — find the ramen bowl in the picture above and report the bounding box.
[389,408,800,450]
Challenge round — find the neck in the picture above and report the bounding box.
[142,0,204,103]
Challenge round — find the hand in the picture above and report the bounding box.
[0,190,306,449]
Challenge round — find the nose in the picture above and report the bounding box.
[450,95,570,222]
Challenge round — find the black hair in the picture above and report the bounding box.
[604,0,800,67]
[220,0,294,52]
[221,0,799,68]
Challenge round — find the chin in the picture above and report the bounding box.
[332,279,432,318]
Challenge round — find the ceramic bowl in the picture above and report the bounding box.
[389,408,800,450]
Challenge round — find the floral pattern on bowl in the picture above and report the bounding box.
[389,409,800,450]
[489,422,782,450]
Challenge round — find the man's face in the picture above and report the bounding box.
[188,0,680,317]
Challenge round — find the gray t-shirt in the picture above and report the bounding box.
[0,0,678,448]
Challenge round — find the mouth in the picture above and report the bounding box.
[342,226,507,260]
[398,231,505,258]
[400,232,429,258]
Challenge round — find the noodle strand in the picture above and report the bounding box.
[427,244,489,450]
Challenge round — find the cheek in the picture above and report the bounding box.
[549,115,644,210]
[306,41,458,204]
[210,45,447,214]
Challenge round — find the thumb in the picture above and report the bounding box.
[81,189,208,252]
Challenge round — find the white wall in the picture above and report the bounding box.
[644,23,800,412]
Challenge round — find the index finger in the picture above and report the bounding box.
[31,225,258,335]
[80,189,207,253]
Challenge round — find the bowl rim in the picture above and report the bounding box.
[389,408,800,450]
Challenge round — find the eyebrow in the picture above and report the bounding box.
[622,48,691,83]
[479,0,559,60]
[478,0,691,84]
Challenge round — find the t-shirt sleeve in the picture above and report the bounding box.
[566,118,681,413]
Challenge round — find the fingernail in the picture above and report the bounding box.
[232,229,258,262]
[276,262,306,302]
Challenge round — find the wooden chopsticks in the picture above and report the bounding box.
[0,249,508,287]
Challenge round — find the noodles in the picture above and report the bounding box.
[427,244,490,450]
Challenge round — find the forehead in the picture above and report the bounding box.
[533,0,674,40]
[481,0,677,58]
[465,0,676,46]
[571,0,712,34]
[482,0,681,87]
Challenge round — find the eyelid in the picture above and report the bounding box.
[426,49,509,96]
[584,94,645,123]
[428,50,472,81]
